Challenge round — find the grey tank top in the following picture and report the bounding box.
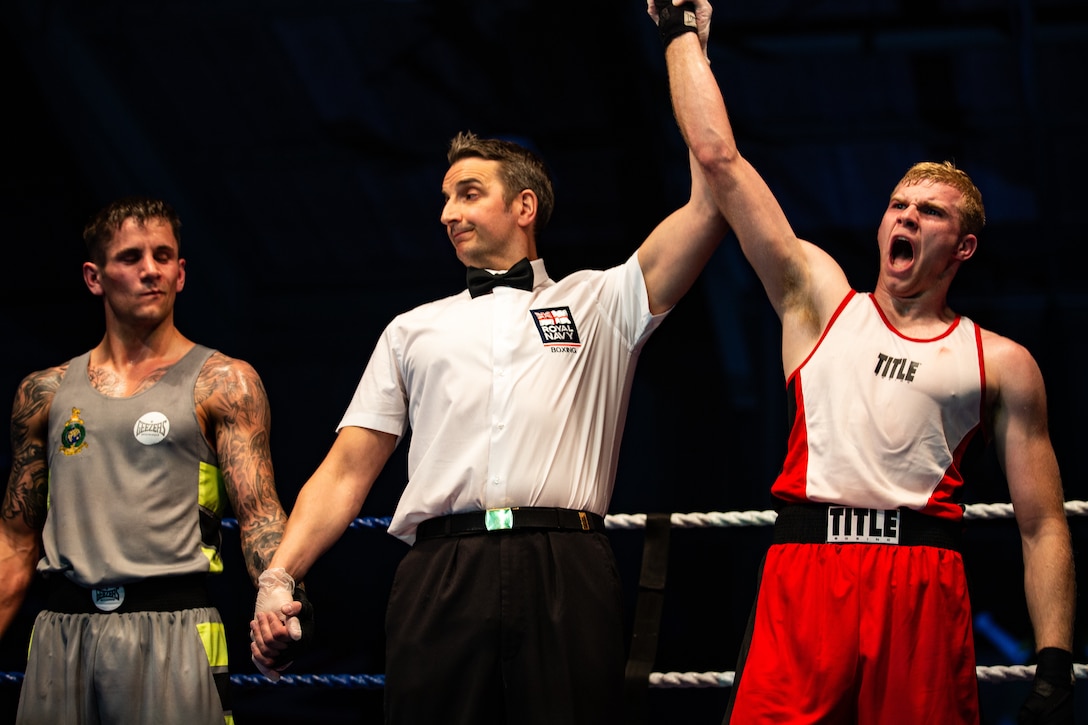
[40,345,228,586]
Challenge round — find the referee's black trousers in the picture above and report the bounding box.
[384,529,626,725]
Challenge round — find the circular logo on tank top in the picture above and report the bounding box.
[133,411,170,445]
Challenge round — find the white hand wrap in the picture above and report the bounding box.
[255,567,303,638]
[252,567,302,680]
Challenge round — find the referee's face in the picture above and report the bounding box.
[441,157,528,270]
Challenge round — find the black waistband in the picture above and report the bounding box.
[45,573,211,614]
[415,507,606,541]
[773,503,963,551]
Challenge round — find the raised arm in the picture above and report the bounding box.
[0,367,62,638]
[651,0,850,368]
[637,150,729,315]
[637,2,728,315]
[198,352,288,586]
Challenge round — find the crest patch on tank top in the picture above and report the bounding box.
[133,411,170,445]
[60,407,88,455]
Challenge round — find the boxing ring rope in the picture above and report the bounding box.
[1,501,1084,692]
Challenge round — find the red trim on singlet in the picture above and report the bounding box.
[975,322,987,421]
[775,375,809,503]
[785,289,856,381]
[921,320,985,521]
[867,292,964,342]
[922,427,976,520]
[775,291,857,503]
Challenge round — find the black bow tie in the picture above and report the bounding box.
[466,257,534,298]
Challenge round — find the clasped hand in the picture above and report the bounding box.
[250,567,312,681]
[251,599,305,680]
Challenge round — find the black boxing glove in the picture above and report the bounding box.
[654,0,697,48]
[1018,647,1075,724]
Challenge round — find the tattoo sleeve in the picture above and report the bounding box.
[3,367,63,533]
[197,354,288,586]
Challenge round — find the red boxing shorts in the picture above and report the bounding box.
[726,505,979,724]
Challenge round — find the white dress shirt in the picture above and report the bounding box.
[338,253,666,543]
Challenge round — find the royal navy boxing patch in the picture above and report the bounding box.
[60,407,88,456]
[827,507,901,544]
[133,411,170,446]
[531,306,581,349]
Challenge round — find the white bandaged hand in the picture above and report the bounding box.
[252,567,302,680]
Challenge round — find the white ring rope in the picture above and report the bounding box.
[648,664,1088,688]
[614,501,1088,687]
[604,500,1088,530]
[86,501,1082,692]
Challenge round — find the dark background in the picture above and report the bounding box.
[1,0,1086,722]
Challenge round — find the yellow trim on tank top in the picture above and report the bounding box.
[199,461,227,573]
[198,461,227,515]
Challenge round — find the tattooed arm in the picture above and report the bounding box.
[197,352,287,588]
[0,366,64,638]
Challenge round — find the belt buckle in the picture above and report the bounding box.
[485,508,513,531]
[91,585,126,612]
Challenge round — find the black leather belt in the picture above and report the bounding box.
[45,573,211,614]
[774,503,963,551]
[415,507,605,541]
